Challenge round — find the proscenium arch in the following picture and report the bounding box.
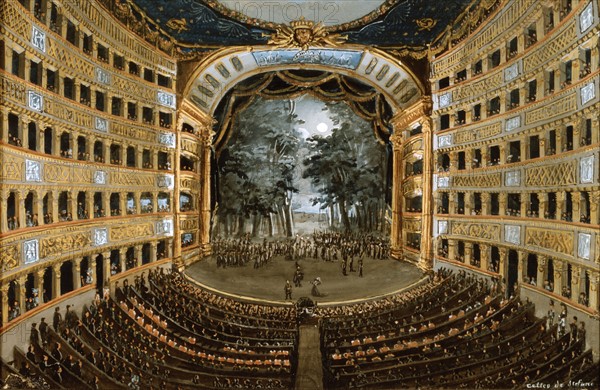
[182,45,425,117]
[180,45,431,268]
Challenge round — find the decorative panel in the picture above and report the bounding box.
[438,220,448,235]
[27,91,43,112]
[94,171,107,185]
[525,228,573,255]
[23,239,39,264]
[25,160,42,182]
[505,170,520,186]
[526,161,576,187]
[452,222,500,241]
[580,82,596,105]
[579,155,595,184]
[453,173,502,188]
[505,115,521,132]
[504,225,521,245]
[93,228,109,246]
[159,132,176,148]
[577,233,591,259]
[31,25,46,53]
[110,223,154,241]
[158,91,176,108]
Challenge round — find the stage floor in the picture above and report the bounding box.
[185,255,424,305]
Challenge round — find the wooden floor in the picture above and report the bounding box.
[185,254,424,304]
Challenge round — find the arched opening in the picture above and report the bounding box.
[507,249,519,296]
[58,191,69,221]
[183,46,425,254]
[110,250,121,275]
[140,192,153,213]
[110,193,120,216]
[7,192,18,230]
[42,267,52,303]
[43,192,52,224]
[157,240,167,259]
[77,191,87,220]
[126,247,136,270]
[94,192,104,217]
[24,192,37,227]
[526,253,538,285]
[25,273,36,311]
[94,254,104,291]
[180,192,193,212]
[80,257,90,287]
[77,135,87,160]
[142,243,151,265]
[126,192,136,214]
[158,192,170,212]
[43,127,53,154]
[27,121,37,151]
[126,146,136,167]
[60,131,72,158]
[60,261,73,295]
[94,140,104,163]
[7,281,19,321]
[546,258,554,291]
[110,143,121,165]
[7,113,20,146]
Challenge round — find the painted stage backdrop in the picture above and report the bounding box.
[215,95,392,237]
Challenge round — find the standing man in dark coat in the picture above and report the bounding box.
[284,281,293,300]
[358,258,364,278]
[30,323,39,346]
[53,307,62,331]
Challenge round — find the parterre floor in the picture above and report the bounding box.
[185,253,424,304]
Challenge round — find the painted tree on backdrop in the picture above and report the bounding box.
[303,102,388,232]
[218,98,304,237]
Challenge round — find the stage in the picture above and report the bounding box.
[184,254,424,305]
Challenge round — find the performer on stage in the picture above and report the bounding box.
[311,277,324,297]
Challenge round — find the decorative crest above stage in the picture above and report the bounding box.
[264,17,347,51]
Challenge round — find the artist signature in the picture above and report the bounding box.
[526,380,596,388]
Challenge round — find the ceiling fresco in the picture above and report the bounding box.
[110,0,499,57]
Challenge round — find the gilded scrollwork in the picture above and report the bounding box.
[0,244,20,272]
[525,161,576,187]
[109,223,154,241]
[40,233,92,259]
[525,228,573,255]
[451,222,500,241]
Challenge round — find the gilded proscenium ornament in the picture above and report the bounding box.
[265,17,347,51]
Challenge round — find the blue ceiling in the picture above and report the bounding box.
[126,0,487,50]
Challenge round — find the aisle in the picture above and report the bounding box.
[295,324,324,390]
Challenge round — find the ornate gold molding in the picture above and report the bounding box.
[265,18,347,51]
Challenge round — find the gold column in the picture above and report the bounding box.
[17,276,26,316]
[498,247,508,281]
[73,258,82,290]
[480,244,490,271]
[571,265,581,301]
[389,132,403,259]
[199,128,214,256]
[52,263,61,299]
[419,114,434,271]
[1,286,9,324]
[0,190,9,232]
[150,242,157,263]
[537,255,547,287]
[590,272,599,312]
[35,269,45,303]
[553,259,564,295]
[173,119,182,263]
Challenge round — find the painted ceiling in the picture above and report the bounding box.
[121,0,497,55]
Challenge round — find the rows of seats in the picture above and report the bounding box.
[321,269,593,389]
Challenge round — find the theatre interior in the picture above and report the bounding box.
[0,0,599,388]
